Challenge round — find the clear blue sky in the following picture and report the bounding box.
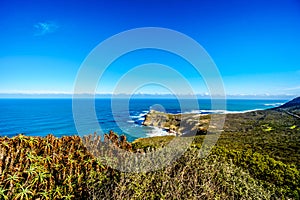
[1,0,300,98]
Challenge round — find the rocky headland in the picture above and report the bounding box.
[142,97,300,137]
[143,110,210,136]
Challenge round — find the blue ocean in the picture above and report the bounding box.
[0,98,287,141]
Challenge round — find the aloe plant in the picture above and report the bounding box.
[38,190,51,200]
[13,184,33,200]
[62,194,75,200]
[0,187,8,200]
[5,173,23,190]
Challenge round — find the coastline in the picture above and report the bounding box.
[139,99,290,138]
[141,108,265,137]
[0,98,289,139]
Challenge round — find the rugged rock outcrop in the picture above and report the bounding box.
[143,110,210,136]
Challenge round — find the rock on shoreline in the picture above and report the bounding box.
[142,110,210,136]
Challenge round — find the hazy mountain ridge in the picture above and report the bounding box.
[273,96,300,116]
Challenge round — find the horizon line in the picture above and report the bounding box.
[0,93,297,100]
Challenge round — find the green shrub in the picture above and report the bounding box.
[212,146,300,198]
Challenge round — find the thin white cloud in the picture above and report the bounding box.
[0,90,71,94]
[283,86,300,91]
[34,21,58,36]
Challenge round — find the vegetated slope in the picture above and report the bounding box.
[134,97,300,198]
[0,133,299,199]
[274,96,300,117]
[141,97,300,166]
[277,96,300,110]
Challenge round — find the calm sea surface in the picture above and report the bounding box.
[0,98,287,141]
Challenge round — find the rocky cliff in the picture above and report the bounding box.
[143,110,210,136]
